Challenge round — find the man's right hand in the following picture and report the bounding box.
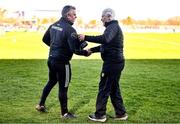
[78,34,85,41]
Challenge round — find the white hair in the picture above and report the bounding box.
[102,8,115,20]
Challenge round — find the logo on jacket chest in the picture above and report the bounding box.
[71,32,78,39]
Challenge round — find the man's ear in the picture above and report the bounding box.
[107,15,111,21]
[66,13,70,19]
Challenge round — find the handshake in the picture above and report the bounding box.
[78,34,92,57]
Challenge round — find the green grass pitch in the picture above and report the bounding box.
[0,32,180,122]
[0,59,179,123]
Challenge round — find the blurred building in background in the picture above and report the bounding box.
[0,8,180,33]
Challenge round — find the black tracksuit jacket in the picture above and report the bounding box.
[43,17,88,62]
[85,20,124,73]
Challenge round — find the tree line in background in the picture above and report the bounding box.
[0,8,180,31]
[121,16,180,26]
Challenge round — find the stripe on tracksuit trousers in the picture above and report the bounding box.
[39,57,71,115]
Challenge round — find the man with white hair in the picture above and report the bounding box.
[79,8,128,122]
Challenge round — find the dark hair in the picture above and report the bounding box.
[61,5,76,18]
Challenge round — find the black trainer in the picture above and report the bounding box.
[88,114,107,122]
[61,112,76,119]
[35,105,48,112]
[114,113,128,120]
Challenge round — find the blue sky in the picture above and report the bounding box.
[0,0,180,21]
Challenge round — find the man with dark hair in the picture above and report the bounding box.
[36,5,89,119]
[79,8,128,122]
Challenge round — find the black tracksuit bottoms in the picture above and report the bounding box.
[95,62,126,117]
[39,57,71,115]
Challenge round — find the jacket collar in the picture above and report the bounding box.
[60,17,73,25]
[104,20,118,27]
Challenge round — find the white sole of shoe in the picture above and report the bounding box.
[114,115,128,120]
[88,116,107,122]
